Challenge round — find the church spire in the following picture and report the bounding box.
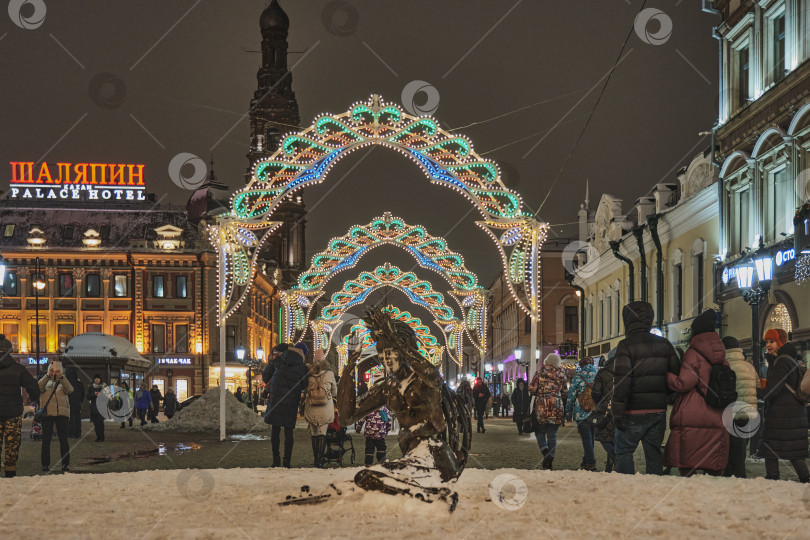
[246,0,300,183]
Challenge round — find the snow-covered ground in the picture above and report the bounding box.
[1,466,807,538]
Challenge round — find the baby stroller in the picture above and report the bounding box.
[30,418,43,441]
[323,415,355,467]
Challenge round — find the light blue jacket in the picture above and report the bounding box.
[566,364,597,422]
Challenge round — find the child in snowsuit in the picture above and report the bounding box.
[355,406,392,466]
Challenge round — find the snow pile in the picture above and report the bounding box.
[1,467,807,538]
[143,387,268,433]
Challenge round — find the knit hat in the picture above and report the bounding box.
[763,328,785,349]
[543,353,561,367]
[93,374,102,381]
[579,356,594,368]
[691,309,717,336]
[721,336,740,350]
[294,342,308,357]
[0,334,11,355]
[272,343,289,354]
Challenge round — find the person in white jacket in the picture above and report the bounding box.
[722,335,759,478]
[304,349,337,468]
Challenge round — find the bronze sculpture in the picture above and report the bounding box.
[337,307,472,510]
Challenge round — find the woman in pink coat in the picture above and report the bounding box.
[664,310,730,476]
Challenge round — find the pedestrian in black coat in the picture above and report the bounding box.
[163,387,178,419]
[262,343,308,467]
[591,353,616,472]
[0,335,39,477]
[759,332,809,482]
[64,368,84,439]
[510,379,530,434]
[87,374,108,442]
[149,385,162,423]
[472,377,490,433]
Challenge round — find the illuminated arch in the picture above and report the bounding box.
[213,94,548,325]
[335,305,444,372]
[281,211,488,351]
[308,264,466,363]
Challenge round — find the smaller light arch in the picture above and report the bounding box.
[309,264,468,363]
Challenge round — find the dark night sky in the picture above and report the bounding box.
[1,1,720,295]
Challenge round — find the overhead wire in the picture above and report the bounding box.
[533,0,648,218]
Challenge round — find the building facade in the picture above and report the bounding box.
[713,0,810,366]
[573,152,721,356]
[0,201,279,400]
[486,239,579,394]
[0,3,306,398]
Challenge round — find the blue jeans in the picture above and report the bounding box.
[600,440,615,456]
[614,412,665,475]
[576,417,596,466]
[534,424,559,457]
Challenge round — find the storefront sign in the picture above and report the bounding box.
[157,357,192,365]
[26,357,48,365]
[9,161,147,201]
[775,247,796,267]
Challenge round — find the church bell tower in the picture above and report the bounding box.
[246,0,305,285]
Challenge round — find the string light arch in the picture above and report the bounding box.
[335,305,444,373]
[279,211,487,352]
[212,95,549,331]
[307,263,466,364]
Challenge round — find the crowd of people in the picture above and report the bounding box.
[2,301,808,482]
[520,301,809,482]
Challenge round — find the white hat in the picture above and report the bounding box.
[543,353,562,367]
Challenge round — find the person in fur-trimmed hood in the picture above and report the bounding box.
[304,348,337,468]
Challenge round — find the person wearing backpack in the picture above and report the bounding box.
[303,348,336,468]
[664,309,731,476]
[759,329,809,483]
[565,357,598,471]
[613,301,681,475]
[722,336,759,478]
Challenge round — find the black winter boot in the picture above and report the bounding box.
[317,435,327,468]
[605,453,615,473]
[4,470,16,478]
[282,456,291,468]
[311,437,321,468]
[272,453,281,468]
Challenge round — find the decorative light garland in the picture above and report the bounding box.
[212,95,549,347]
[334,305,445,372]
[796,254,810,285]
[278,212,488,352]
[307,263,465,363]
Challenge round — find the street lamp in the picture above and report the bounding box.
[236,346,261,411]
[514,347,529,381]
[739,244,773,375]
[33,257,46,378]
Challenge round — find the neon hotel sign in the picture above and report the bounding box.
[9,161,147,201]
